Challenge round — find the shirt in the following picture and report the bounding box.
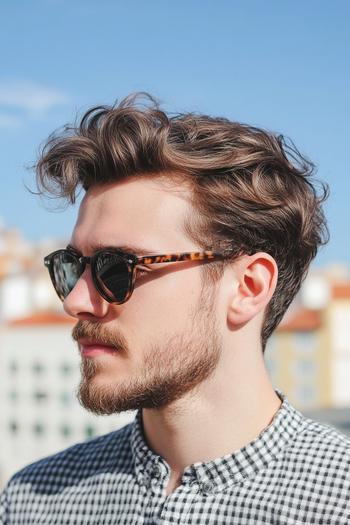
[1,389,350,524]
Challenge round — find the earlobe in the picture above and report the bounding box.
[227,253,278,327]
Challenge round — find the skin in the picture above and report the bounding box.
[64,176,282,495]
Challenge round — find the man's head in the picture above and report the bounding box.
[37,93,328,413]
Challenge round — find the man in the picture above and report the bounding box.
[1,93,349,524]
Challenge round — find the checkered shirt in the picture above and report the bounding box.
[1,389,350,524]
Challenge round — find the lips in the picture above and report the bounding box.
[79,340,117,358]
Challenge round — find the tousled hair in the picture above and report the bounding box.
[36,93,329,350]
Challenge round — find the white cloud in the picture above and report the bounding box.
[0,80,68,112]
[0,113,21,128]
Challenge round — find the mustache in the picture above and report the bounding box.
[72,320,128,351]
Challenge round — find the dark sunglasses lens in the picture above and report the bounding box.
[51,251,83,300]
[95,252,131,303]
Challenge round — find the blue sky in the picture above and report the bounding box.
[1,0,349,266]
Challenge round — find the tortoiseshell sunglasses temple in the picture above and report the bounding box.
[137,251,227,265]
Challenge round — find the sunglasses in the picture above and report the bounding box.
[44,247,228,305]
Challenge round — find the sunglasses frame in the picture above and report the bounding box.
[44,248,229,304]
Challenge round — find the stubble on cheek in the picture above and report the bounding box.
[76,283,222,415]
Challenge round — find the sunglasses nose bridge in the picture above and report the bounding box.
[80,256,98,289]
[78,255,99,279]
[79,255,90,267]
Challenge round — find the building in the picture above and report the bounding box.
[0,312,134,487]
[265,275,350,410]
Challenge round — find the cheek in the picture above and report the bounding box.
[120,267,202,334]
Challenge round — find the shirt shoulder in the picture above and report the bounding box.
[295,415,350,457]
[6,421,134,493]
[282,415,350,492]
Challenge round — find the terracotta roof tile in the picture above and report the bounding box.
[332,283,350,299]
[8,311,75,326]
[278,309,322,332]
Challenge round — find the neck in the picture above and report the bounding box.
[141,344,282,481]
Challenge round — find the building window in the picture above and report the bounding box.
[295,384,316,406]
[84,425,96,440]
[293,333,316,355]
[32,361,44,375]
[60,362,73,376]
[8,390,19,403]
[60,391,72,406]
[33,391,48,403]
[9,421,19,434]
[9,360,18,374]
[60,424,72,438]
[33,422,45,436]
[294,359,316,378]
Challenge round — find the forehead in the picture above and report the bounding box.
[71,177,194,254]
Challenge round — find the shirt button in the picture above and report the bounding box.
[201,480,214,493]
[153,464,163,479]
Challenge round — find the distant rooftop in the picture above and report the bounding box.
[8,311,75,326]
[332,283,350,299]
[278,308,322,332]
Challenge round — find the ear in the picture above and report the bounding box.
[227,253,278,327]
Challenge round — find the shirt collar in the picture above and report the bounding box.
[130,389,306,494]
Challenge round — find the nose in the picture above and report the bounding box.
[63,266,109,319]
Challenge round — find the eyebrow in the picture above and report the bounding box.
[66,242,158,256]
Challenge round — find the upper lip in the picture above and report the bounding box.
[78,338,114,347]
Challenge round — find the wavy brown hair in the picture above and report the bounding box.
[36,93,329,350]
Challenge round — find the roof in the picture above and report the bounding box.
[278,308,322,332]
[332,283,350,299]
[8,311,75,326]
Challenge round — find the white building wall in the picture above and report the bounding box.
[329,304,350,406]
[0,324,134,487]
[0,270,61,323]
[0,275,32,321]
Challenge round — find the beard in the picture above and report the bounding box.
[73,285,222,415]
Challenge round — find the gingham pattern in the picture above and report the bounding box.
[1,389,350,524]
